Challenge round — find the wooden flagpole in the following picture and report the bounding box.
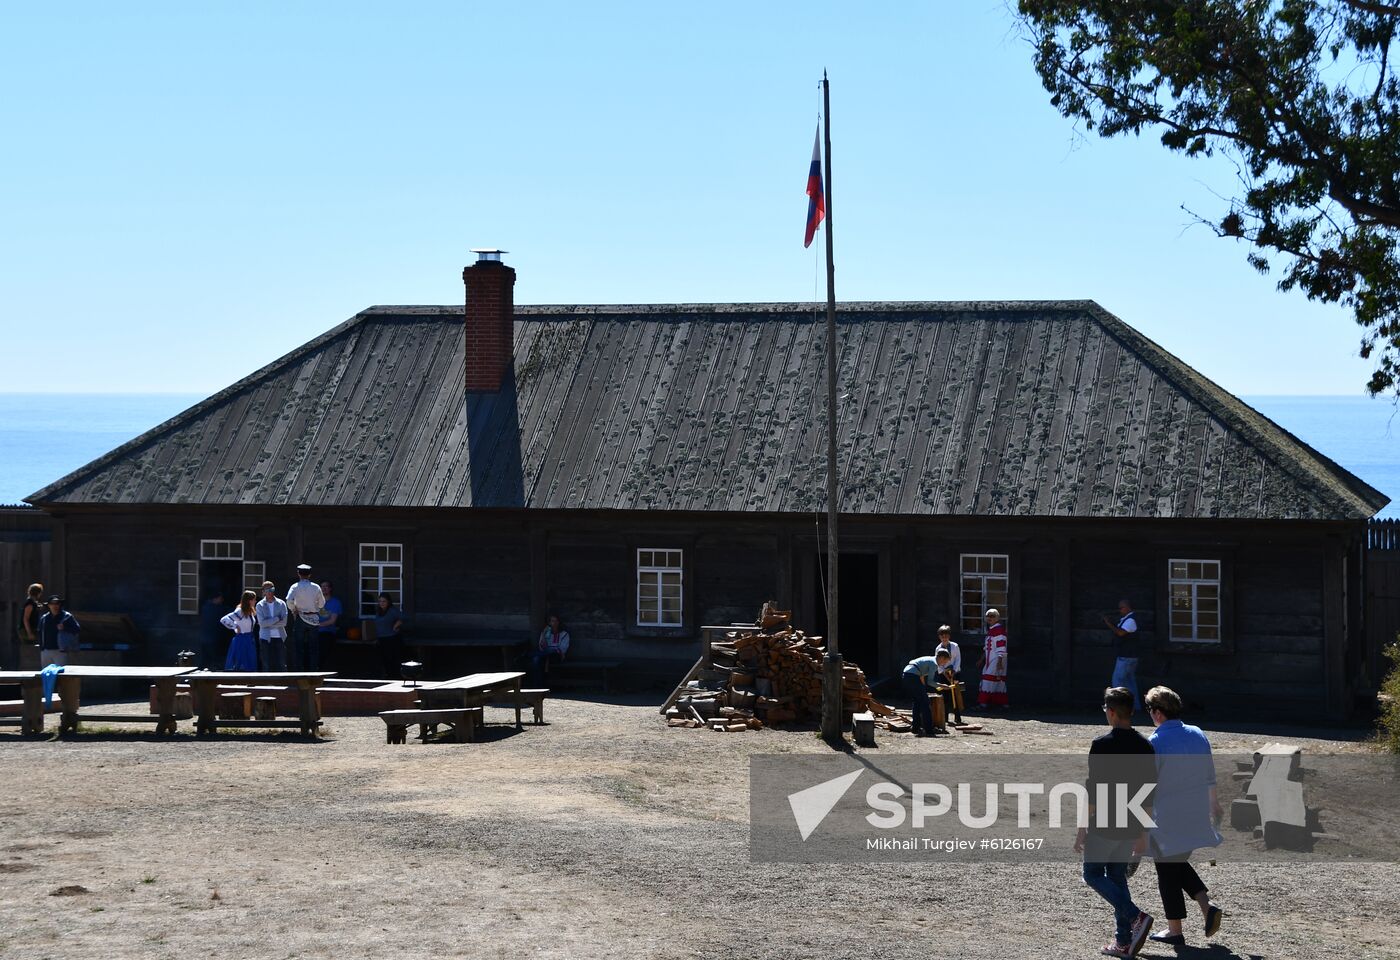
[819,69,844,742]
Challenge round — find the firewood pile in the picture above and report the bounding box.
[664,604,911,733]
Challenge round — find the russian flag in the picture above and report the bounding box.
[804,124,825,248]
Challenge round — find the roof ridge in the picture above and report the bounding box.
[360,300,1103,317]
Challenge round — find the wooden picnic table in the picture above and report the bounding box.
[183,671,335,736]
[0,667,195,735]
[417,671,526,730]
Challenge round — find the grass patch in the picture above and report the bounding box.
[592,774,650,807]
[1376,641,1400,754]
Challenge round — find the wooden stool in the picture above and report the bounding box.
[253,696,277,720]
[173,690,194,720]
[219,692,252,720]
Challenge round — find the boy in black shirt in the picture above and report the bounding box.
[1075,686,1156,957]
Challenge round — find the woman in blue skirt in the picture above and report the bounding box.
[220,590,259,671]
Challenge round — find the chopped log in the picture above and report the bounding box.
[852,711,876,747]
[253,696,277,721]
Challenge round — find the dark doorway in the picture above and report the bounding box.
[813,552,881,676]
[201,560,243,611]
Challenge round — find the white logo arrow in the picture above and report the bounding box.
[787,768,863,841]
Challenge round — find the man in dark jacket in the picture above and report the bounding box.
[1075,686,1156,957]
[36,596,81,668]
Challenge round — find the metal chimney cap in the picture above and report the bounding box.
[470,248,508,262]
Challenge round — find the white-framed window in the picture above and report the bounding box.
[178,560,199,615]
[360,543,404,617]
[960,553,1009,632]
[200,539,244,561]
[637,548,683,627]
[179,543,259,615]
[1169,559,1221,643]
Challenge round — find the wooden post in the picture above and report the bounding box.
[1323,538,1347,719]
[1053,538,1073,706]
[819,71,844,743]
[20,676,44,735]
[191,679,217,736]
[153,677,179,735]
[297,679,321,736]
[56,675,81,734]
[530,527,548,642]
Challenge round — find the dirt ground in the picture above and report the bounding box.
[0,698,1396,960]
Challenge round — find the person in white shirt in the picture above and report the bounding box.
[255,582,288,672]
[285,563,326,672]
[1102,599,1141,711]
[935,623,962,673]
[933,623,964,724]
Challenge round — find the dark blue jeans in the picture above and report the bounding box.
[1083,833,1142,945]
[258,636,287,672]
[531,651,562,686]
[288,618,318,671]
[902,673,933,733]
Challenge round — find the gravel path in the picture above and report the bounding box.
[0,698,1395,959]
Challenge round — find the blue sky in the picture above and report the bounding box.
[0,1,1385,397]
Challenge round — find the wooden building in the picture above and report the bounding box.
[26,255,1390,718]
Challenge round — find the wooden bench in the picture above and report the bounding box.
[547,660,623,693]
[379,707,483,744]
[486,688,548,724]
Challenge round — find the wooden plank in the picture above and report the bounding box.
[1053,538,1072,702]
[1246,751,1308,849]
[421,671,525,691]
[659,656,706,714]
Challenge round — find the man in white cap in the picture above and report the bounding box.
[285,563,325,672]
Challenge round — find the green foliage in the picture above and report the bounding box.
[1017,0,1400,394]
[1378,640,1400,753]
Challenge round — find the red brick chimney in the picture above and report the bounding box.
[463,249,516,392]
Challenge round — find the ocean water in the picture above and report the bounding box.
[0,393,1397,516]
[0,393,202,505]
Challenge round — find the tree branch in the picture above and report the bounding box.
[1341,0,1400,17]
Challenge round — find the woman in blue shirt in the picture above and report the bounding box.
[1143,685,1225,947]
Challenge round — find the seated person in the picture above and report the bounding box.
[530,614,570,685]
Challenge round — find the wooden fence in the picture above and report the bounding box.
[1369,518,1400,551]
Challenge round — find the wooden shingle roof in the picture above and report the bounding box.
[28,301,1388,519]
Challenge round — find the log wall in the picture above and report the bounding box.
[47,505,1367,718]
